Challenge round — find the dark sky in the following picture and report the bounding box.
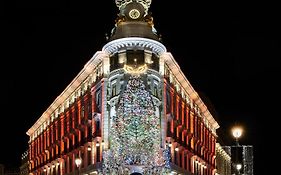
[1,1,280,174]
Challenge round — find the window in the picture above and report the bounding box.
[126,50,144,66]
[174,149,177,165]
[179,100,182,123]
[96,120,100,134]
[81,151,85,169]
[69,156,73,173]
[96,146,101,162]
[166,90,171,113]
[179,152,182,168]
[110,54,119,71]
[153,79,159,97]
[149,53,159,71]
[87,99,92,119]
[81,106,85,118]
[167,121,171,134]
[88,148,91,165]
[112,83,117,97]
[184,154,187,170]
[95,89,102,113]
[52,165,57,175]
[153,86,158,97]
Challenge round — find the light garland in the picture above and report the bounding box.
[123,64,148,75]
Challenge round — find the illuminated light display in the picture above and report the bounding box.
[103,76,170,174]
[102,37,166,55]
[123,64,148,75]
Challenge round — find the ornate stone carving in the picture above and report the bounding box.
[115,0,152,11]
[102,37,166,55]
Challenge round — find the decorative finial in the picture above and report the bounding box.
[115,0,152,12]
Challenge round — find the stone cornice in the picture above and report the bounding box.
[162,52,220,132]
[102,37,166,56]
[216,143,231,161]
[26,51,108,137]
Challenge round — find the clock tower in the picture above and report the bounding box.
[110,0,159,41]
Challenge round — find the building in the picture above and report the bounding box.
[3,170,20,175]
[20,151,29,175]
[0,164,19,175]
[215,143,231,175]
[26,0,220,174]
[222,145,254,175]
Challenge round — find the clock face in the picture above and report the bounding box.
[129,9,141,19]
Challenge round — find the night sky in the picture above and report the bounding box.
[1,1,280,174]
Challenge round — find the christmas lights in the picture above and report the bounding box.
[103,75,170,174]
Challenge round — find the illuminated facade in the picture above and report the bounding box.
[215,143,231,175]
[26,0,220,174]
[222,145,254,175]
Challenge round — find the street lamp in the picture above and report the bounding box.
[75,157,82,175]
[232,126,243,146]
[236,163,242,175]
[231,125,243,175]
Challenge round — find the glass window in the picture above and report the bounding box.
[95,89,102,113]
[112,84,117,96]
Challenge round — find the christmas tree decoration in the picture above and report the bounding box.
[103,75,170,174]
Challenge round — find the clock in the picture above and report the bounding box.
[129,9,141,19]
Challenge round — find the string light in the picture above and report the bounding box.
[103,75,170,174]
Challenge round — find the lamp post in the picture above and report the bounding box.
[232,125,243,175]
[75,157,82,175]
[232,126,243,146]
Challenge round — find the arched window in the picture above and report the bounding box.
[96,120,100,133]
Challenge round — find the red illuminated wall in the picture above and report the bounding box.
[164,77,216,175]
[29,81,103,175]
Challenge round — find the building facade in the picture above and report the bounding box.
[0,165,20,175]
[215,143,231,175]
[222,145,254,175]
[26,0,219,174]
[20,151,29,175]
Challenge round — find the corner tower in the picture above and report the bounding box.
[110,0,158,41]
[102,1,169,174]
[27,1,219,175]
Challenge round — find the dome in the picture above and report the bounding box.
[109,0,160,41]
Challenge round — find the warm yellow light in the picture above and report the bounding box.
[75,157,82,167]
[123,64,148,74]
[236,163,242,170]
[175,147,179,152]
[91,171,98,175]
[232,126,243,139]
